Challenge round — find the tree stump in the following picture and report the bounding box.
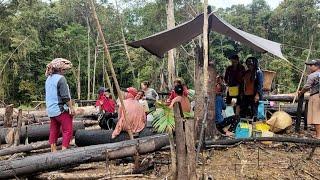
[4,104,13,128]
[14,109,23,146]
[173,103,197,180]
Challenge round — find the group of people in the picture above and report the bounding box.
[44,57,192,152]
[44,56,320,151]
[215,55,264,136]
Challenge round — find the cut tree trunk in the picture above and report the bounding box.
[194,45,204,137]
[0,138,62,156]
[173,103,197,180]
[173,103,187,179]
[14,109,23,146]
[0,106,98,119]
[75,127,155,147]
[0,122,85,144]
[4,104,13,128]
[263,94,309,102]
[0,134,169,179]
[206,61,218,139]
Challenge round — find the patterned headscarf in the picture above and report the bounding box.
[45,58,72,77]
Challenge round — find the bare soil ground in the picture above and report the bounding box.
[33,142,320,180]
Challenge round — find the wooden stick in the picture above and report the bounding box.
[293,36,313,103]
[88,0,128,130]
[114,0,136,81]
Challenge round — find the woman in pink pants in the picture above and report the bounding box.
[45,58,75,152]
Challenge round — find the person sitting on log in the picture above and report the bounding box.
[45,58,75,152]
[166,78,188,104]
[169,84,191,113]
[299,59,320,139]
[141,81,159,109]
[112,87,146,139]
[215,82,239,136]
[96,87,117,130]
[96,87,116,113]
[135,90,149,113]
[240,57,264,120]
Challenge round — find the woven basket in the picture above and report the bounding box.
[262,70,276,91]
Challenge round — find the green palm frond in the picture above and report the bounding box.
[152,102,175,133]
[188,89,195,101]
[152,101,194,133]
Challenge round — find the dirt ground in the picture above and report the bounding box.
[34,142,320,180]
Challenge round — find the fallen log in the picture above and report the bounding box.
[0,138,63,156]
[263,94,309,102]
[0,106,98,119]
[75,127,156,147]
[205,136,320,146]
[0,134,169,179]
[0,122,85,144]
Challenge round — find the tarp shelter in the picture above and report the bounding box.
[128,12,286,60]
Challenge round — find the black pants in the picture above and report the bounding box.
[240,95,258,119]
[216,116,239,134]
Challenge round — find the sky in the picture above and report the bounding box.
[208,0,284,9]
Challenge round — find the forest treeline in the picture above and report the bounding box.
[0,0,319,105]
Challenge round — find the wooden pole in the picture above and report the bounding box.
[114,0,136,81]
[92,35,99,99]
[86,16,91,100]
[293,36,313,103]
[88,0,130,138]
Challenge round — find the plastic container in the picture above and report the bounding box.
[235,121,251,138]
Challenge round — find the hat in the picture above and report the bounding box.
[98,87,110,94]
[305,59,320,66]
[126,87,138,97]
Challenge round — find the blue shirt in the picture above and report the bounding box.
[45,74,71,117]
[215,95,226,124]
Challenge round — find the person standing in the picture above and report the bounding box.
[299,59,320,139]
[224,54,245,116]
[240,57,263,119]
[45,58,75,152]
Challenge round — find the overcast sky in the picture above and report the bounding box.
[208,0,283,9]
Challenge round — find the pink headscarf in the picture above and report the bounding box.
[45,58,72,77]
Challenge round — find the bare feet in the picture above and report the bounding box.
[61,146,67,150]
[225,131,234,137]
[50,144,57,152]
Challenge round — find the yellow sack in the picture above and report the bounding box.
[228,86,239,96]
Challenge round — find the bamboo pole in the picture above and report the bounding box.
[114,0,136,81]
[88,0,131,138]
[86,17,91,100]
[92,35,99,99]
[293,36,313,103]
